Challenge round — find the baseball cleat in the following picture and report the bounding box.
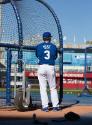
[42,107,49,112]
[53,107,61,111]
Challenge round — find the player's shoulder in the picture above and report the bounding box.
[50,42,57,48]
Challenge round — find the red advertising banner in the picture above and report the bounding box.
[25,71,92,79]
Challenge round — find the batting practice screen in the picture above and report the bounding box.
[0,0,63,108]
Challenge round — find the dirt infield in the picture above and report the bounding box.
[0,105,92,125]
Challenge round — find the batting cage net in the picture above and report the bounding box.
[0,0,63,110]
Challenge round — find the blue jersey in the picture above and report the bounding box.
[36,41,57,65]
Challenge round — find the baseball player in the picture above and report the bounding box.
[36,32,60,112]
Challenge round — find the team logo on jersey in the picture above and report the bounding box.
[43,45,51,49]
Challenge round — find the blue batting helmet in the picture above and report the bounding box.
[43,32,52,38]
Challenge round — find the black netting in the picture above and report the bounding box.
[0,2,19,44]
[15,0,59,46]
[0,0,60,47]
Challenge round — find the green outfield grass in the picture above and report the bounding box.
[64,89,92,95]
[0,87,92,95]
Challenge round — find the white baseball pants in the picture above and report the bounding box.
[38,64,59,108]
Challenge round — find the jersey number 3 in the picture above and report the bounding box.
[44,50,50,60]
